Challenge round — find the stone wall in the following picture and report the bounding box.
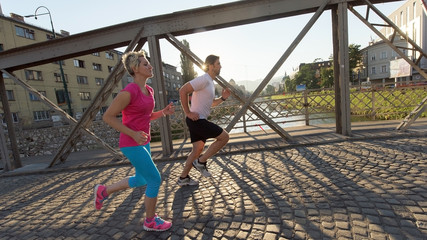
[7,120,120,158]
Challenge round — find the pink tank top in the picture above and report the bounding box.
[119,83,154,148]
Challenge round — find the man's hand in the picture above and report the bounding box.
[186,112,200,121]
[222,88,231,100]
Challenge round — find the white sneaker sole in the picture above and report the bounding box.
[143,224,172,232]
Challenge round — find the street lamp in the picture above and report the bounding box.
[25,6,73,116]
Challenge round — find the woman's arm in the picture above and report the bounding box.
[150,102,175,121]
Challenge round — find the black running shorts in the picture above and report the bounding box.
[186,117,224,143]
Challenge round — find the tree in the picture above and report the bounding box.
[349,44,362,70]
[283,75,293,92]
[263,84,276,96]
[180,39,198,84]
[320,67,334,88]
[349,43,362,82]
[293,64,320,90]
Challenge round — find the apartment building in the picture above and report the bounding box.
[360,0,427,85]
[0,11,182,129]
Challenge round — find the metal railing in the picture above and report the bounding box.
[150,82,427,140]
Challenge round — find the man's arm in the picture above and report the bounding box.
[212,88,231,107]
[179,82,199,121]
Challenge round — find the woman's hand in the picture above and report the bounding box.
[163,102,175,116]
[131,131,149,145]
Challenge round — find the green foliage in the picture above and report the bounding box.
[349,44,362,70]
[265,85,276,95]
[180,39,198,84]
[320,67,334,88]
[271,88,426,120]
[283,75,294,92]
[293,64,320,90]
[286,43,363,90]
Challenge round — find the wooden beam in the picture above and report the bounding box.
[0,0,403,71]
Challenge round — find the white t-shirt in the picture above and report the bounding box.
[189,73,215,119]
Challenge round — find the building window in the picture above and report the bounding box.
[73,59,85,68]
[29,91,46,101]
[400,11,404,27]
[11,113,19,123]
[100,106,108,114]
[0,43,3,52]
[53,60,65,66]
[92,63,102,71]
[28,92,38,101]
[371,54,376,61]
[106,52,114,60]
[108,66,114,73]
[371,67,376,74]
[46,34,54,40]
[380,51,387,59]
[6,90,15,101]
[54,73,68,83]
[79,92,91,100]
[33,110,50,121]
[95,78,105,86]
[92,52,100,57]
[77,76,88,84]
[2,113,19,123]
[381,65,387,73]
[55,90,67,105]
[15,26,35,40]
[25,70,43,80]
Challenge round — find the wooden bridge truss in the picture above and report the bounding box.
[2,0,425,170]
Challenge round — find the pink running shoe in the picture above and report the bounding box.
[94,184,108,210]
[143,214,172,231]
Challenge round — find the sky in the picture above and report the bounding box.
[0,0,405,89]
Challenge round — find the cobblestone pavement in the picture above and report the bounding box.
[1,136,426,240]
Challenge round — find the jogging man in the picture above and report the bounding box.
[177,54,231,186]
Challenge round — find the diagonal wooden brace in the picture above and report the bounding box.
[224,0,330,134]
[49,27,146,168]
[1,69,122,160]
[166,34,293,141]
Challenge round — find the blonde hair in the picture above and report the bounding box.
[122,51,146,76]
